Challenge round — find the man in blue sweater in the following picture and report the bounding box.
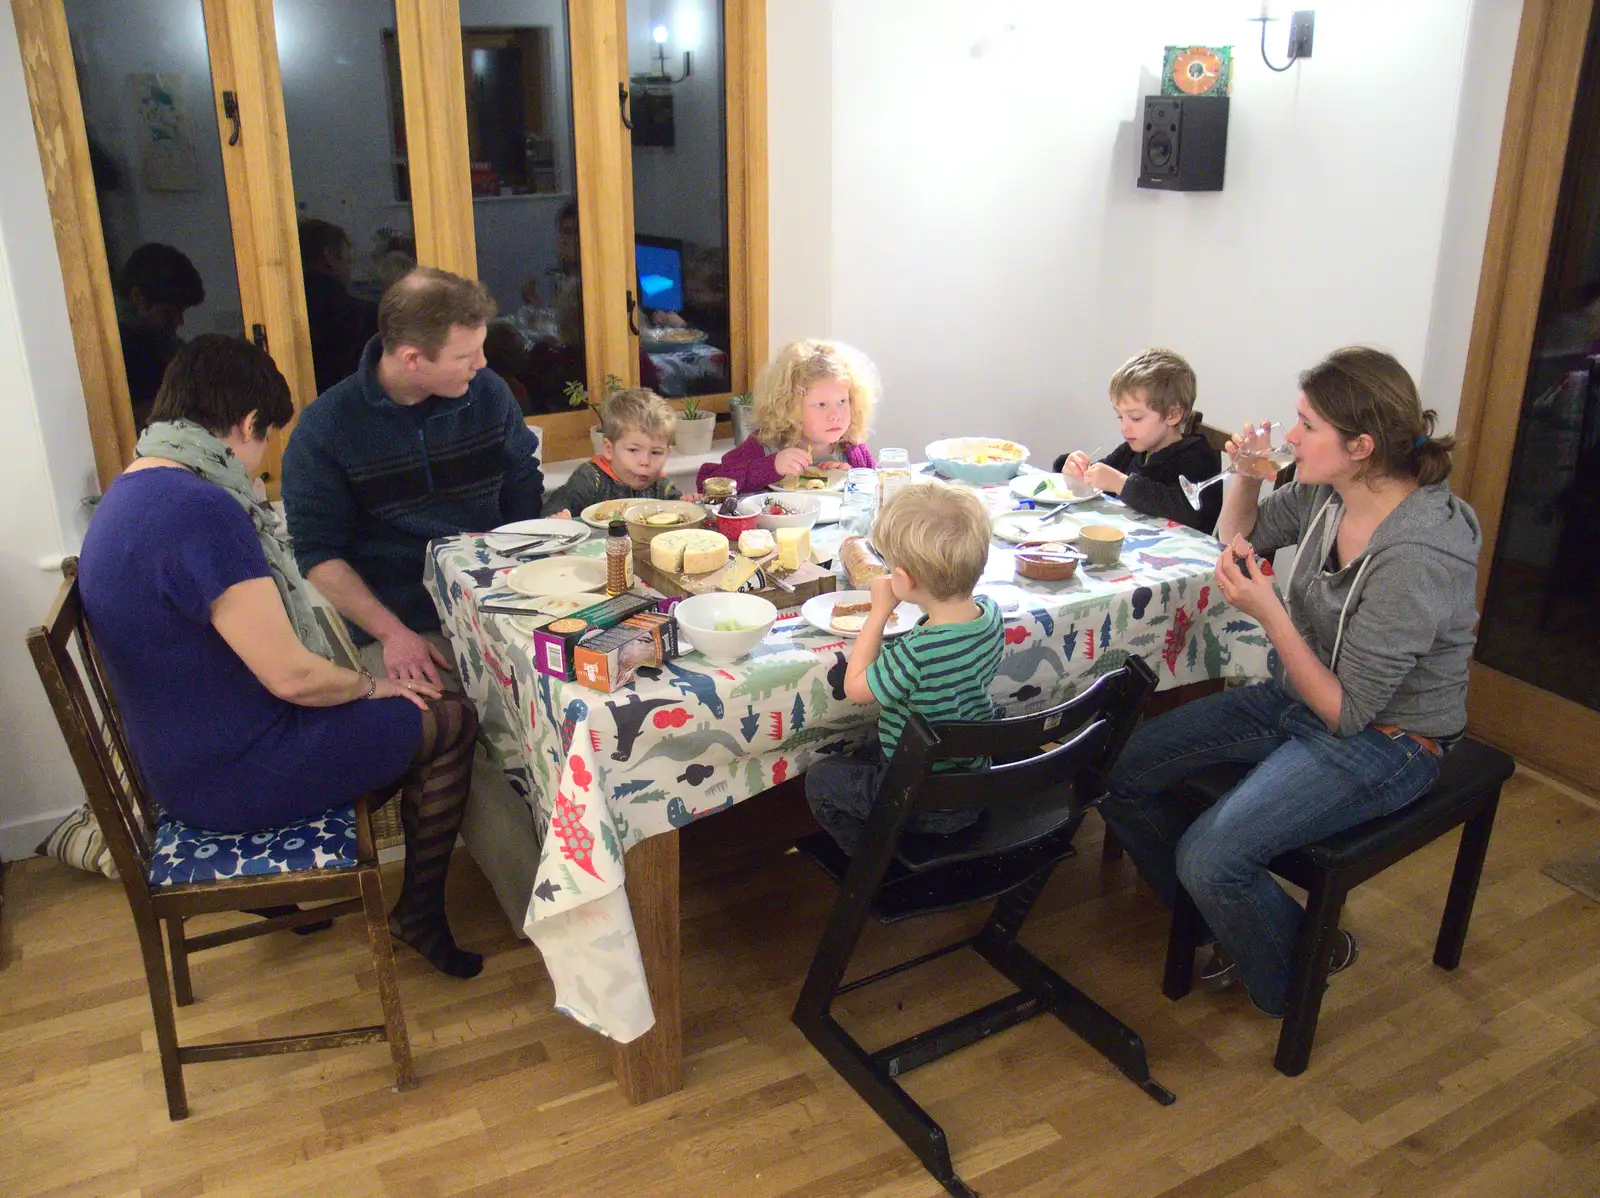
[284,267,544,688]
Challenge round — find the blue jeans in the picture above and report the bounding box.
[806,748,980,856]
[1098,682,1441,1015]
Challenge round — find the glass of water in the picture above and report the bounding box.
[842,468,878,536]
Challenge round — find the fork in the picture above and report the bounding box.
[494,533,585,556]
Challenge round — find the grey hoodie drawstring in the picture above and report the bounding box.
[1329,557,1372,673]
[1297,492,1370,673]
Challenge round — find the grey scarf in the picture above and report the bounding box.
[134,420,351,664]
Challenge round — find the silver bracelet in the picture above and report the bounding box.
[357,667,376,699]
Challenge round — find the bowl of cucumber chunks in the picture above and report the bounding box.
[673,593,778,664]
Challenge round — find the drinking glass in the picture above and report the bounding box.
[877,448,911,506]
[842,468,878,536]
[1181,422,1294,508]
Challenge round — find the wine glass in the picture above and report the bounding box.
[1180,422,1294,509]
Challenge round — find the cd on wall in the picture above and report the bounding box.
[1162,45,1232,98]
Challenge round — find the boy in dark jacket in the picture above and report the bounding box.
[544,388,682,515]
[1053,348,1221,533]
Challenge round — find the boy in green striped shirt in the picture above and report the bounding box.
[807,481,1004,854]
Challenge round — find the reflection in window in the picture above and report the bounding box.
[65,0,245,429]
[627,0,730,398]
[1475,13,1600,711]
[461,2,584,417]
[278,1,412,395]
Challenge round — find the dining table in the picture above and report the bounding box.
[423,469,1275,1103]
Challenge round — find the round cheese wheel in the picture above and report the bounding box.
[650,528,731,575]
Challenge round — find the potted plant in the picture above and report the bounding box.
[673,395,718,455]
[564,374,624,455]
[728,392,754,445]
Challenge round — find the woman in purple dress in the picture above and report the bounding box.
[80,335,481,977]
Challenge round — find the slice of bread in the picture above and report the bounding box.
[830,612,869,633]
[831,600,873,618]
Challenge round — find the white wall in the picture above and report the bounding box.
[767,0,833,349]
[772,0,1520,456]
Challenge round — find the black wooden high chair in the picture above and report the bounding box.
[791,656,1167,1198]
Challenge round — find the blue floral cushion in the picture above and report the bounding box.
[147,804,361,888]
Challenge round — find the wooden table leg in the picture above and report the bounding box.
[608,828,683,1103]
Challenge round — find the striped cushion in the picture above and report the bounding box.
[37,804,118,879]
[147,805,360,888]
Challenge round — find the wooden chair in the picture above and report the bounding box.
[791,657,1167,1198]
[1160,738,1515,1075]
[26,559,414,1119]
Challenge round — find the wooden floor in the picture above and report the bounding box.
[2,771,1598,1198]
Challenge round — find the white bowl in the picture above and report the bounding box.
[925,437,1030,483]
[673,593,778,664]
[752,492,822,533]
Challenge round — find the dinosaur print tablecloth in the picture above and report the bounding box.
[425,496,1273,1040]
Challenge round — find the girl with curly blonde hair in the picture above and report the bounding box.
[697,339,880,493]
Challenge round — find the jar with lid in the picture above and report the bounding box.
[842,467,878,536]
[700,476,738,515]
[876,448,912,506]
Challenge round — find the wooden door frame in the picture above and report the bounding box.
[1454,0,1600,790]
[203,0,316,498]
[13,0,139,489]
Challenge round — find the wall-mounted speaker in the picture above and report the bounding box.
[1138,95,1229,192]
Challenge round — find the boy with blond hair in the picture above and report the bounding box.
[546,387,682,514]
[1054,348,1222,533]
[806,481,1004,854]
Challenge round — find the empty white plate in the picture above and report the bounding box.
[995,511,1079,543]
[503,556,607,597]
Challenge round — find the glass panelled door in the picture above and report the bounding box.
[64,0,246,431]
[1467,2,1600,787]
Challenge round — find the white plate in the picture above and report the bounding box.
[503,556,607,597]
[994,511,1080,543]
[1008,473,1099,507]
[772,471,849,493]
[800,590,921,638]
[483,518,591,555]
[579,499,638,529]
[752,491,843,524]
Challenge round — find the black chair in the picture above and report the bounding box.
[792,657,1167,1198]
[1161,738,1515,1076]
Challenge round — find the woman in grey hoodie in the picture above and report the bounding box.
[1098,347,1481,1017]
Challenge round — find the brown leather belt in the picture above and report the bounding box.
[1372,724,1443,756]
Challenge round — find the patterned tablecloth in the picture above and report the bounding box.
[425,490,1274,1040]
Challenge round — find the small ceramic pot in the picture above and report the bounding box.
[674,412,717,455]
[1014,540,1082,582]
[730,402,754,445]
[715,510,760,541]
[1077,524,1125,567]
